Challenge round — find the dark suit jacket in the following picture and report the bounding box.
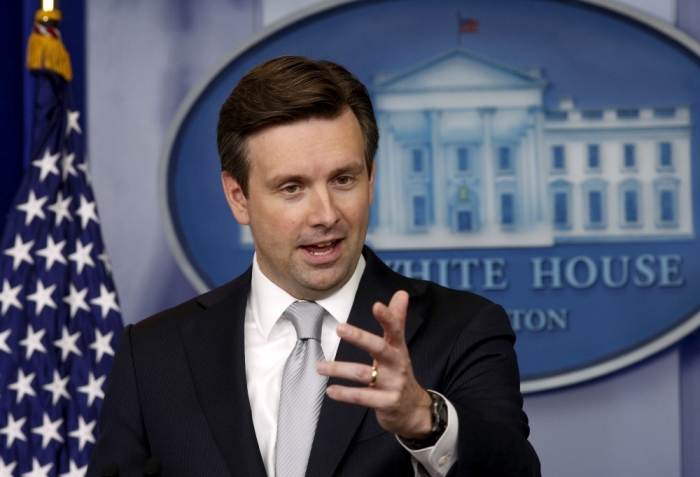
[87,248,540,476]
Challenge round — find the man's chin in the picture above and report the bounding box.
[292,268,351,299]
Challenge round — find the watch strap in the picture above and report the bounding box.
[400,391,448,450]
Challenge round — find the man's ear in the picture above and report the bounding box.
[221,172,250,226]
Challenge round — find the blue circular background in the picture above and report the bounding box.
[164,0,700,384]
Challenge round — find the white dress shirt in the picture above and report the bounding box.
[244,253,458,477]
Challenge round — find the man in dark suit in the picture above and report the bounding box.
[87,56,540,477]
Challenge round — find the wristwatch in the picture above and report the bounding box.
[400,391,448,450]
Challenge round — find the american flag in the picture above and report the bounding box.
[458,18,480,34]
[0,24,123,476]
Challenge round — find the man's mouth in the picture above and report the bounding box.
[303,240,338,256]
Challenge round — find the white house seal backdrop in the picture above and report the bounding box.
[160,0,700,392]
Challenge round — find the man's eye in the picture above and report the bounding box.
[282,185,299,194]
[337,176,351,185]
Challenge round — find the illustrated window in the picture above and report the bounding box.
[587,144,600,170]
[653,177,680,229]
[457,147,469,172]
[497,146,515,175]
[623,144,635,169]
[412,195,427,228]
[552,145,565,172]
[550,180,573,230]
[658,142,673,171]
[501,193,514,225]
[619,179,643,228]
[412,149,424,173]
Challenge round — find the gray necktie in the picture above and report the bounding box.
[275,301,327,477]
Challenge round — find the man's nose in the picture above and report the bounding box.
[308,187,340,228]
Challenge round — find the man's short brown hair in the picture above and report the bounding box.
[217,56,379,196]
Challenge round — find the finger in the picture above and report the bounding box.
[372,302,398,340]
[317,361,402,388]
[325,384,400,409]
[336,323,397,362]
[317,361,373,383]
[372,290,409,345]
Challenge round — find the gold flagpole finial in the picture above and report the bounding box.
[27,0,73,81]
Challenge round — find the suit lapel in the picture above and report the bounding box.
[306,249,423,477]
[176,249,423,477]
[179,270,267,477]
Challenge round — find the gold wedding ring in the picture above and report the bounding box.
[369,365,378,387]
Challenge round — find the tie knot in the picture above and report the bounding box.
[283,301,324,341]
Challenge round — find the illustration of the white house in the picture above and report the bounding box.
[366,48,693,249]
[240,48,693,249]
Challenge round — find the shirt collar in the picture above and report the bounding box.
[250,253,366,340]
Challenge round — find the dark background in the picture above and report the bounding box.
[0,0,85,232]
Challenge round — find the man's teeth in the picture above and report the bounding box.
[309,241,335,255]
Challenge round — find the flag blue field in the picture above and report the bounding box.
[0,43,123,476]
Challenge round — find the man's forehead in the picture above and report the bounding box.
[245,111,364,167]
[246,109,357,143]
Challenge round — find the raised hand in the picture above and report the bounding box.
[317,290,433,439]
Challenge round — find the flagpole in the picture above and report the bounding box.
[456,13,461,47]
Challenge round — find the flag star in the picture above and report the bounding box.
[61,150,78,181]
[60,460,87,477]
[42,370,71,405]
[63,284,90,319]
[75,195,99,229]
[47,190,73,226]
[90,284,121,319]
[19,324,47,359]
[0,413,27,447]
[7,369,36,403]
[31,148,61,182]
[77,156,92,185]
[68,416,96,451]
[54,325,82,360]
[77,372,105,406]
[31,413,64,449]
[68,239,95,274]
[22,458,52,477]
[97,251,113,275]
[3,234,35,270]
[0,329,10,354]
[0,280,22,315]
[89,329,114,363]
[16,190,47,226]
[36,235,67,271]
[66,109,82,136]
[26,280,57,316]
[0,459,17,477]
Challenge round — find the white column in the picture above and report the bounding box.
[520,129,534,227]
[429,110,447,230]
[479,108,496,228]
[532,107,546,223]
[376,113,393,234]
[390,129,404,234]
[525,122,538,226]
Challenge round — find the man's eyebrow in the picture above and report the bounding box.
[329,163,366,177]
[265,174,305,189]
[265,163,366,189]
